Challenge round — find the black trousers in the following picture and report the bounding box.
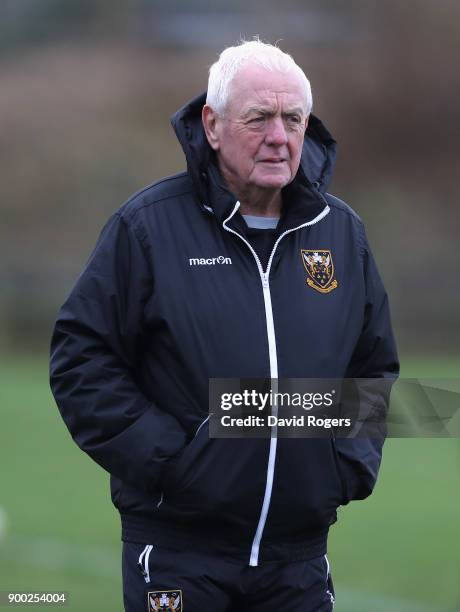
[122,541,335,611]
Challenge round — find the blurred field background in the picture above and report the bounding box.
[0,1,459,610]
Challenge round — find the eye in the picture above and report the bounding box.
[248,116,265,124]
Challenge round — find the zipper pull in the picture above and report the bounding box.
[262,274,269,289]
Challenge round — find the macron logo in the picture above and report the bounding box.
[189,256,232,266]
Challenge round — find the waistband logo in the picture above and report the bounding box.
[148,590,182,611]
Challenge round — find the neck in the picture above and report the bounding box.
[221,172,283,217]
[238,192,282,217]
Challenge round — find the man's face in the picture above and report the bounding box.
[203,64,308,198]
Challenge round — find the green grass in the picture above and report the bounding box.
[0,355,121,609]
[0,354,459,611]
[329,355,460,611]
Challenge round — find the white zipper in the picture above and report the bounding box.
[223,200,330,566]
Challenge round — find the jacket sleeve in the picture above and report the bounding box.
[335,227,399,503]
[49,212,187,492]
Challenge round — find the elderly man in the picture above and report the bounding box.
[50,40,398,611]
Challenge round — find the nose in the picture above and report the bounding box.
[264,116,288,146]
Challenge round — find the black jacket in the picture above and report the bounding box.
[50,93,399,565]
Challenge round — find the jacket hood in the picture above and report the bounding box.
[170,92,337,205]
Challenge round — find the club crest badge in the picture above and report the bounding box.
[301,249,338,293]
[147,590,182,611]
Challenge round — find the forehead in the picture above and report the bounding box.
[227,64,306,114]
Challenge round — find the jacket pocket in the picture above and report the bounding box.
[160,415,211,493]
[110,475,124,509]
[331,436,383,503]
[157,420,269,527]
[330,432,349,505]
[264,437,345,538]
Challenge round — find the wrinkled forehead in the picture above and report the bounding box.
[226,63,308,115]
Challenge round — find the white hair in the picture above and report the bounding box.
[206,39,312,116]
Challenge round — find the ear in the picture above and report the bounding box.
[202,105,221,151]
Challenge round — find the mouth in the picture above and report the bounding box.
[259,158,287,164]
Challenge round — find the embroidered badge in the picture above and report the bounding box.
[301,250,338,293]
[147,590,182,611]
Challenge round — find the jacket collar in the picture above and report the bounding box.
[170,92,337,228]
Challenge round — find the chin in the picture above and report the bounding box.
[254,167,295,189]
[258,177,291,190]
